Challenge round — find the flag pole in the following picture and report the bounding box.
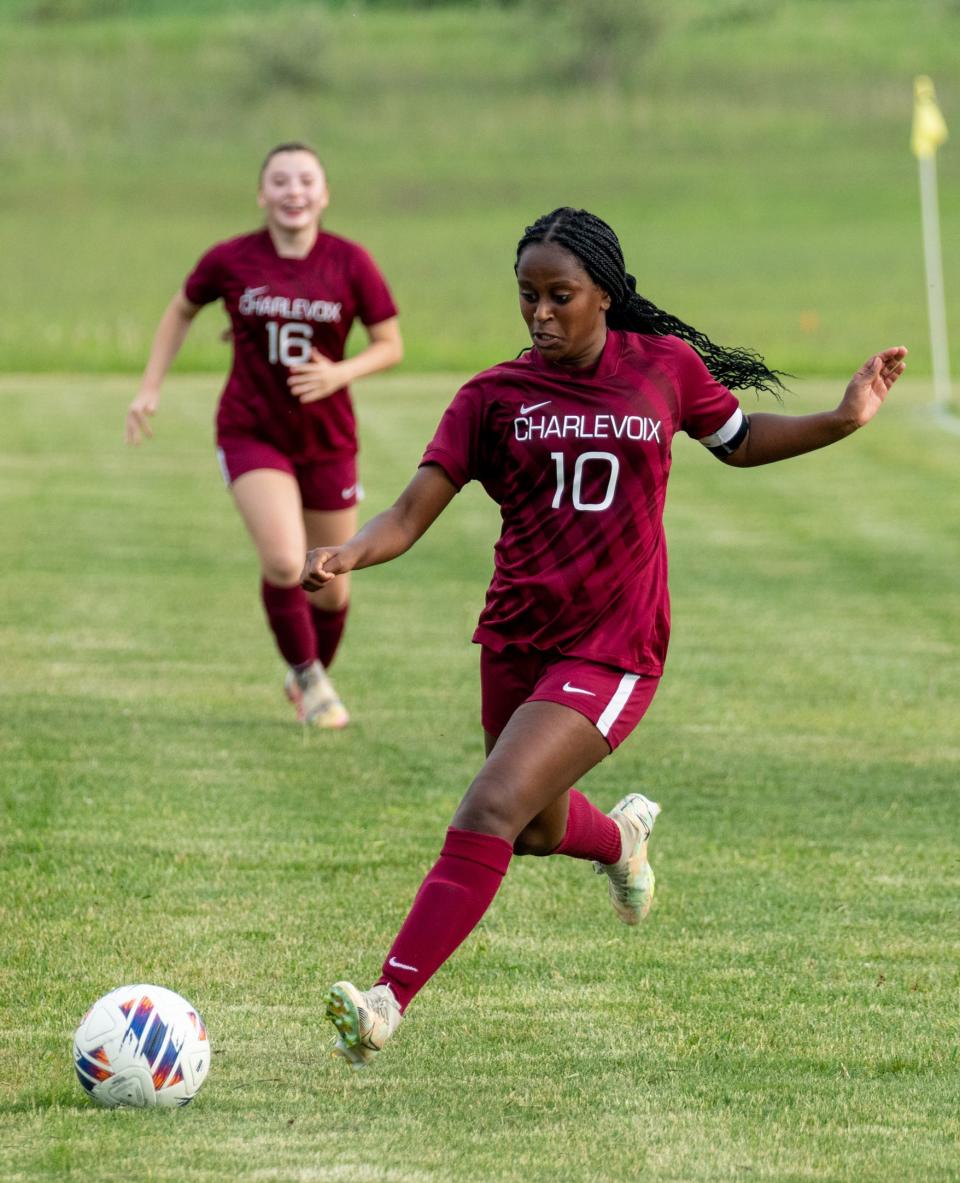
[911,76,951,411]
[918,154,951,410]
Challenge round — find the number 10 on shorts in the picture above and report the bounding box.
[551,451,620,512]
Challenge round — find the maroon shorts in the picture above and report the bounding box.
[215,437,362,511]
[480,645,660,752]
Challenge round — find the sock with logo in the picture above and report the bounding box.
[375,827,513,1012]
[260,579,316,669]
[310,603,349,669]
[550,789,623,864]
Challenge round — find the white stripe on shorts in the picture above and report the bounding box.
[596,673,641,738]
[215,446,232,489]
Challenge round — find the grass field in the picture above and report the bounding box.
[1,372,958,1181]
[3,0,959,1177]
[1,0,958,376]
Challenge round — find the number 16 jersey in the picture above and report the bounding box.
[184,228,398,460]
[420,329,745,677]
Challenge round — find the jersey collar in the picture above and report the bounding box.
[528,328,621,382]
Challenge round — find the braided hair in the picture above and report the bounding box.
[516,207,785,396]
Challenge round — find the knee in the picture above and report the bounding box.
[261,555,304,588]
[452,778,520,842]
[307,583,350,613]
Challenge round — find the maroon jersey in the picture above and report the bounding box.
[184,228,398,458]
[420,330,744,676]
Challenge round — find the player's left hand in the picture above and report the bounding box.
[287,348,346,402]
[839,346,908,428]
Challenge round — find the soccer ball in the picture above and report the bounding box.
[73,984,210,1108]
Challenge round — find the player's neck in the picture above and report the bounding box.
[539,328,608,373]
[267,223,319,259]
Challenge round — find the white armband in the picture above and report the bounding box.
[699,408,749,457]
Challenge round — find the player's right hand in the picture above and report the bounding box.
[125,390,159,445]
[301,546,354,591]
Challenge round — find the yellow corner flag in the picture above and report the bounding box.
[912,75,948,159]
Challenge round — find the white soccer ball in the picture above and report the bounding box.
[73,984,210,1108]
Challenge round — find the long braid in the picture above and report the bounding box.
[516,207,785,396]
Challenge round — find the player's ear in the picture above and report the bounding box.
[599,287,612,312]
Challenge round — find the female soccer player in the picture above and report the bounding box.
[125,143,403,728]
[301,207,907,1065]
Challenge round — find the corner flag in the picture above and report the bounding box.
[911,76,948,159]
[912,76,951,411]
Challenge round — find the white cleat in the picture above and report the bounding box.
[325,981,401,1070]
[594,793,661,925]
[331,1037,373,1070]
[284,661,349,729]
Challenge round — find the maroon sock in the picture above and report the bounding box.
[376,827,513,1012]
[260,580,316,669]
[552,789,622,864]
[310,603,348,669]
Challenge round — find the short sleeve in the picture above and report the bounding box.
[349,244,399,326]
[675,340,747,456]
[183,245,226,308]
[419,379,487,490]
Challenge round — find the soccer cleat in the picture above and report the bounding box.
[331,1037,372,1070]
[325,981,401,1070]
[594,793,661,925]
[284,661,349,729]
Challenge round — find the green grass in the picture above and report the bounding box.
[0,0,958,376]
[1,373,959,1181]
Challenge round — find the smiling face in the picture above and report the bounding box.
[516,241,612,369]
[257,149,329,236]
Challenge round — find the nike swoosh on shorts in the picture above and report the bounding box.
[562,682,597,697]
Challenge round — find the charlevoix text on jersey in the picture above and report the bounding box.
[239,286,343,324]
[514,410,663,443]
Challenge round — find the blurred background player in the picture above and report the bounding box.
[301,206,906,1065]
[125,142,403,728]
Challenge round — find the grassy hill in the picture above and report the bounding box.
[1,0,958,376]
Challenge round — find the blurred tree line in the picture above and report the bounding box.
[17,0,662,88]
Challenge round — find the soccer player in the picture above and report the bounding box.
[125,142,402,728]
[301,207,907,1065]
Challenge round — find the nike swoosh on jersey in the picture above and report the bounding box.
[519,400,551,415]
[387,956,418,972]
[562,682,597,697]
[340,485,357,499]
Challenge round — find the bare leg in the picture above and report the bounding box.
[231,469,334,712]
[481,725,570,856]
[454,700,610,845]
[303,507,357,670]
[231,468,307,586]
[303,507,356,611]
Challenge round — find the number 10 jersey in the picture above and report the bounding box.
[420,329,744,677]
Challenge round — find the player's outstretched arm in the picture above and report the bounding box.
[723,346,907,468]
[301,463,458,591]
[125,291,201,445]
